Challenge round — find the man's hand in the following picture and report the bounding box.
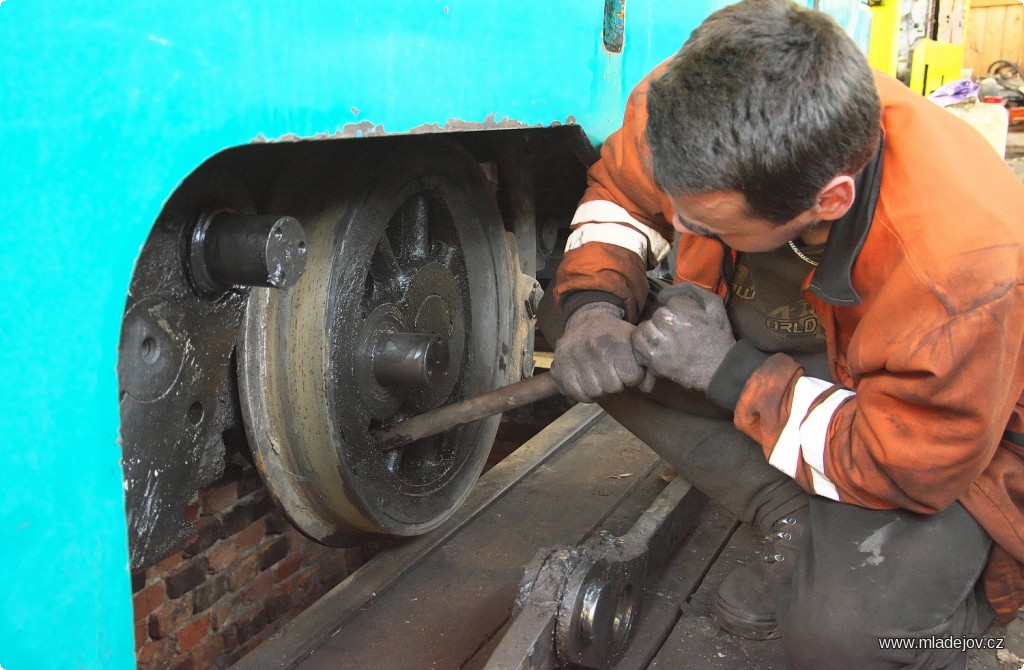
[631,283,735,392]
[551,301,655,403]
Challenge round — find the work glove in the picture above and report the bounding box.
[631,282,735,392]
[551,301,656,403]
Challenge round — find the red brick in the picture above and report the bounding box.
[148,592,194,639]
[136,636,175,669]
[145,552,182,581]
[240,570,274,606]
[135,617,149,652]
[192,575,227,614]
[292,569,321,610]
[211,599,233,631]
[275,554,303,582]
[183,516,223,557]
[165,558,209,598]
[200,481,238,516]
[133,582,167,621]
[241,623,276,655]
[205,539,239,573]
[187,632,226,669]
[221,615,240,650]
[231,607,268,645]
[175,613,212,653]
[227,553,260,592]
[234,519,265,552]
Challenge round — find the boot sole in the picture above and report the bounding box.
[713,593,781,641]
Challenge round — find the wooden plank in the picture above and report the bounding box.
[615,596,683,670]
[981,6,1008,73]
[1004,6,1024,66]
[965,5,989,75]
[937,0,967,43]
[649,524,789,670]
[970,0,1017,8]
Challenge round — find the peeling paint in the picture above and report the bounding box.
[250,114,580,144]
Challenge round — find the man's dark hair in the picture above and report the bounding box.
[646,0,881,225]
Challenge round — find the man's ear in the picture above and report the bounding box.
[816,175,856,221]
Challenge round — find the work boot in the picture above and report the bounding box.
[714,505,809,640]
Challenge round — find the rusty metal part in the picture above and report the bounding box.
[375,372,560,450]
[484,477,707,670]
[240,139,522,544]
[189,209,307,293]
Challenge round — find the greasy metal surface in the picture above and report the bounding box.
[240,140,520,543]
[557,478,704,668]
[232,403,604,670]
[189,211,308,293]
[118,172,257,568]
[484,478,705,670]
[372,332,450,390]
[376,372,560,449]
[486,547,575,670]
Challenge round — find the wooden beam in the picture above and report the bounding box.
[971,0,1017,9]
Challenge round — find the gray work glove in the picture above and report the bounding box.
[551,301,656,403]
[631,282,735,392]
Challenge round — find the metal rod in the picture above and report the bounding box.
[375,372,560,450]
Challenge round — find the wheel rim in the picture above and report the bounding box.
[241,147,514,542]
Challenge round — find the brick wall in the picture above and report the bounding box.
[131,463,367,669]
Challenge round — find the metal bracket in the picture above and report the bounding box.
[484,477,706,669]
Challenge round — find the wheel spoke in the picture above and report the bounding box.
[369,237,403,303]
[434,241,459,270]
[400,193,430,261]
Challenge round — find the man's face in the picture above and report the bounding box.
[668,190,822,252]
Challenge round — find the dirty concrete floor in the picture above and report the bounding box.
[969,616,1024,669]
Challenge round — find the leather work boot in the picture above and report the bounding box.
[714,505,809,640]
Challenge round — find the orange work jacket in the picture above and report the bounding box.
[555,69,1024,622]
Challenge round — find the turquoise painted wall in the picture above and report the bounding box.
[0,0,868,666]
[0,1,722,667]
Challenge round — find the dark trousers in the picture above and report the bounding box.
[538,285,994,669]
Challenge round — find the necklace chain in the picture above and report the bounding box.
[788,240,819,267]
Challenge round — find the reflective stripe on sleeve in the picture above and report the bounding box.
[799,388,855,500]
[566,200,672,266]
[769,376,833,477]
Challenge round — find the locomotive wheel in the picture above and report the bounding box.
[240,142,518,543]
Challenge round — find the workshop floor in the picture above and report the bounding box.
[239,408,1024,669]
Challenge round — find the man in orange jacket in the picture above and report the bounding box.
[545,1,1024,668]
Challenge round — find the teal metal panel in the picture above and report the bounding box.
[0,2,719,668]
[0,1,869,666]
